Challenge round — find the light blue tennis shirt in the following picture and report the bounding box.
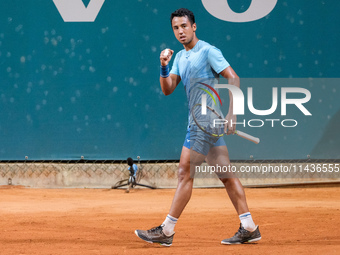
[128,164,138,177]
[170,40,230,125]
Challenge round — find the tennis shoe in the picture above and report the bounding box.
[221,224,261,245]
[135,225,174,246]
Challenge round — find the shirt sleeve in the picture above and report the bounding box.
[170,53,180,76]
[208,47,230,74]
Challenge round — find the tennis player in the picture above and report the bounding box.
[127,157,137,184]
[135,8,261,246]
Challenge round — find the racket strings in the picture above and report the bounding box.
[191,104,225,137]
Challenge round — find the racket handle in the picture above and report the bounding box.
[235,130,260,144]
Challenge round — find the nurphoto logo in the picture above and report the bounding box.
[200,84,312,128]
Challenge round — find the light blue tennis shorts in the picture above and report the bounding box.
[183,125,226,156]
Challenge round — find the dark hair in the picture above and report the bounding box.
[170,8,195,26]
[127,157,134,166]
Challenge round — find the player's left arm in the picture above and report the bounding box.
[219,66,240,135]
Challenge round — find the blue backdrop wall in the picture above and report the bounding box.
[0,0,339,160]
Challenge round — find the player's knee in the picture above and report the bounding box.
[219,177,236,185]
[177,164,191,183]
[220,177,242,188]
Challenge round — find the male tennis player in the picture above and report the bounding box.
[135,8,261,246]
[127,157,137,184]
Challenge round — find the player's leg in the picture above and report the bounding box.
[206,145,261,244]
[168,146,205,218]
[135,146,206,246]
[206,145,249,214]
[165,127,213,225]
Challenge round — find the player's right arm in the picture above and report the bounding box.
[160,49,181,96]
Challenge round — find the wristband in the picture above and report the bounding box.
[160,65,170,78]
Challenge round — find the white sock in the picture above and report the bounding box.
[239,212,256,232]
[161,214,178,236]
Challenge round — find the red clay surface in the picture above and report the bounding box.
[0,185,339,255]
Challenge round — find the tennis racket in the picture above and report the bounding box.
[191,103,260,144]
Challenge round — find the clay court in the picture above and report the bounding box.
[1,185,339,255]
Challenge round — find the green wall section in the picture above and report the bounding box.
[0,1,339,160]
